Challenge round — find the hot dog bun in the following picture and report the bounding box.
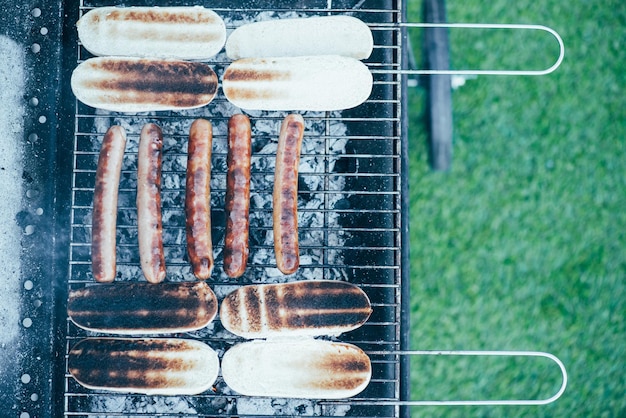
[222,55,372,111]
[68,338,219,395]
[221,339,371,399]
[71,57,218,112]
[68,281,218,334]
[77,6,226,60]
[226,15,373,60]
[220,280,372,339]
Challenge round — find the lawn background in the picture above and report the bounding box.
[406,0,625,416]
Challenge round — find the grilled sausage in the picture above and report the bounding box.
[226,15,373,60]
[273,114,304,275]
[77,6,227,60]
[185,119,214,280]
[222,55,373,111]
[223,114,251,278]
[68,281,218,334]
[69,338,219,395]
[221,339,372,399]
[137,123,165,284]
[91,126,127,283]
[71,57,218,112]
[220,280,372,339]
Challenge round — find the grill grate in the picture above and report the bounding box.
[62,0,408,416]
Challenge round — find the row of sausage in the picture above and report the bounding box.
[91,114,305,283]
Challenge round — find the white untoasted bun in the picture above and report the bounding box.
[221,339,372,399]
[71,57,218,112]
[226,15,373,60]
[77,6,226,59]
[220,280,372,339]
[68,338,219,395]
[222,55,373,111]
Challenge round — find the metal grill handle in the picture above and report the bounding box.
[372,22,565,76]
[324,350,568,407]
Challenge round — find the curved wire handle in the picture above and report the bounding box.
[372,23,565,76]
[323,350,568,407]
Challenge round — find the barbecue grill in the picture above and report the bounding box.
[1,0,565,417]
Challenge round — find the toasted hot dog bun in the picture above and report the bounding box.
[222,55,372,111]
[78,6,226,59]
[220,280,372,339]
[68,281,218,334]
[68,338,219,395]
[221,339,371,399]
[71,57,218,112]
[226,15,373,60]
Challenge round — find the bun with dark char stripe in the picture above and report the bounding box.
[71,57,218,112]
[221,339,372,399]
[68,338,220,395]
[219,280,372,339]
[77,6,226,60]
[68,281,218,334]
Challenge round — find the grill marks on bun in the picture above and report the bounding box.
[71,57,218,112]
[77,7,227,59]
[223,68,291,82]
[220,280,372,338]
[68,282,218,334]
[222,56,373,111]
[68,338,219,395]
[105,9,220,25]
[76,9,375,113]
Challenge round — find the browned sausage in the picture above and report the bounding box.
[224,114,252,278]
[273,114,304,275]
[185,119,214,280]
[137,123,166,283]
[91,125,127,283]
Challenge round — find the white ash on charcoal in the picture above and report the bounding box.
[233,396,350,417]
[86,394,201,417]
[235,397,319,416]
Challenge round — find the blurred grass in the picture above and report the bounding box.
[406,0,625,416]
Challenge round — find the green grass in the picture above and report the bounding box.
[406,0,625,416]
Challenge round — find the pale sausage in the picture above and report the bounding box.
[91,125,127,283]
